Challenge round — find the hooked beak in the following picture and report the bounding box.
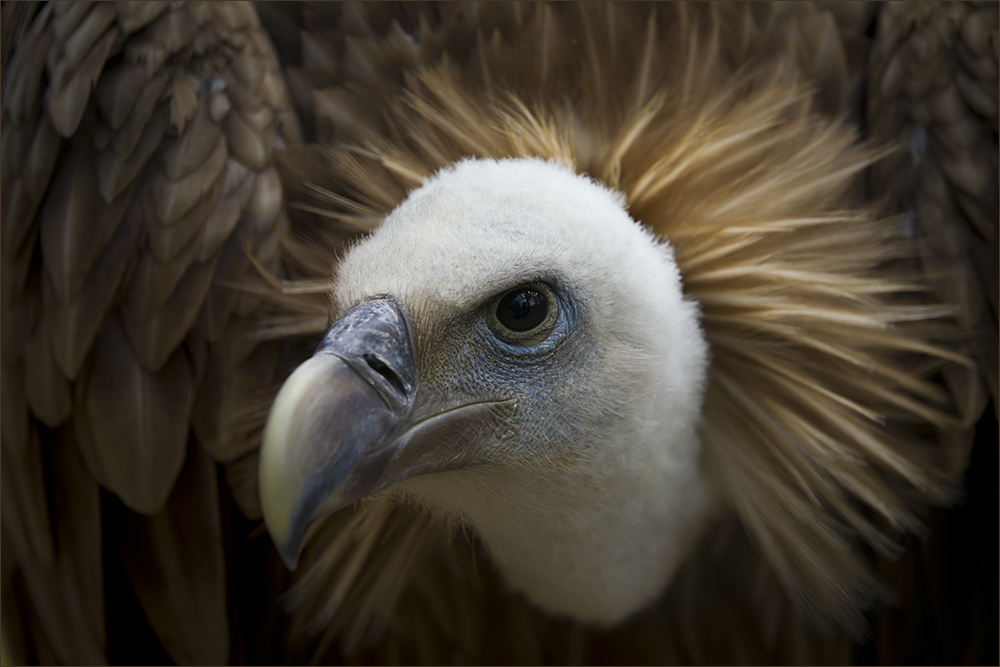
[259,297,509,570]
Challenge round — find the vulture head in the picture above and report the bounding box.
[261,157,715,625]
[251,1,975,652]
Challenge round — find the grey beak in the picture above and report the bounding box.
[259,297,513,570]
[259,298,416,569]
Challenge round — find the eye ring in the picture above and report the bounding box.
[486,283,558,347]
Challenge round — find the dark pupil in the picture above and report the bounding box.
[497,289,548,332]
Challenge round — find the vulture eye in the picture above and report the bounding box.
[488,284,558,346]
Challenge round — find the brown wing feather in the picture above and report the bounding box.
[81,317,193,514]
[0,426,55,569]
[1,1,299,663]
[869,1,998,416]
[22,315,72,427]
[112,442,230,665]
[9,427,105,665]
[42,183,144,380]
[864,3,999,663]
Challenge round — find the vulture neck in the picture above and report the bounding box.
[345,158,718,626]
[396,368,719,627]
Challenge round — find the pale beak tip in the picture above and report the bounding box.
[264,508,306,571]
[277,542,301,571]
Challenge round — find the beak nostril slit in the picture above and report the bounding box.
[363,354,407,397]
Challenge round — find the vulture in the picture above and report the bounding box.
[1,1,997,665]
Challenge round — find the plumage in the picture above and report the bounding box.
[0,361,32,457]
[112,442,230,665]
[42,192,143,380]
[1,2,996,665]
[1,425,54,568]
[6,427,105,666]
[40,138,134,304]
[121,246,223,371]
[22,317,72,428]
[81,317,195,514]
[104,75,170,164]
[145,176,225,264]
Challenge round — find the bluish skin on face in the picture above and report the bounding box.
[404,271,616,469]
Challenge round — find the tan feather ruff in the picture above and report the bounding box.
[247,3,975,661]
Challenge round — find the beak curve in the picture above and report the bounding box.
[259,298,510,570]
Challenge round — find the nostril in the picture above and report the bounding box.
[363,354,407,397]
